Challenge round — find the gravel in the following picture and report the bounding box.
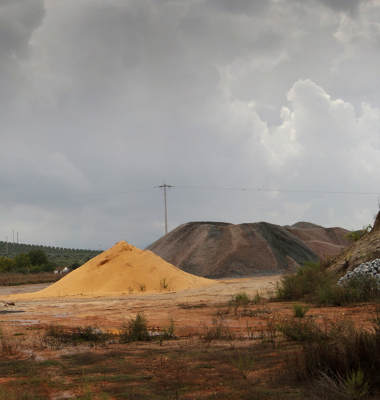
[338,258,380,285]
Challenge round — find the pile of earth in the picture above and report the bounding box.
[5,241,214,299]
[147,221,350,279]
[329,211,380,274]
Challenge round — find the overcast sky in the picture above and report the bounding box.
[1,0,380,250]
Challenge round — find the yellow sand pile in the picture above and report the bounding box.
[9,241,214,299]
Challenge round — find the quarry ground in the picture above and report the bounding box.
[0,276,378,399]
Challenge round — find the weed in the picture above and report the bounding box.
[230,348,255,379]
[158,277,172,291]
[119,312,149,343]
[344,368,369,400]
[252,291,262,304]
[259,320,280,348]
[137,283,146,293]
[128,286,134,294]
[162,318,175,339]
[44,324,111,347]
[293,303,310,318]
[233,291,250,305]
[201,317,233,342]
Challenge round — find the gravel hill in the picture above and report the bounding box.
[147,221,350,278]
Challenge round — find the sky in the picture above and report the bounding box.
[1,0,380,251]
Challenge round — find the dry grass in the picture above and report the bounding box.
[0,272,66,286]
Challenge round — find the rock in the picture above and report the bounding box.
[338,257,380,286]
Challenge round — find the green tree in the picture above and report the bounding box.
[13,253,30,269]
[0,257,15,273]
[28,249,49,266]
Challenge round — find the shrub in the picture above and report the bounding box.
[233,291,250,305]
[119,312,149,343]
[343,274,380,302]
[275,262,380,305]
[343,225,372,242]
[286,318,380,396]
[293,303,310,318]
[275,262,337,302]
[230,349,255,379]
[278,318,329,343]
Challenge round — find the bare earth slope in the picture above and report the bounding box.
[286,226,350,259]
[147,221,319,278]
[8,241,214,299]
[329,212,380,273]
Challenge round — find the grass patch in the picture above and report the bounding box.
[0,272,65,286]
[44,324,113,347]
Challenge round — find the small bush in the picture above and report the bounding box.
[343,225,372,242]
[233,291,250,305]
[119,312,149,343]
[293,303,310,318]
[230,349,255,379]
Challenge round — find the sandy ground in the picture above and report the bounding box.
[0,276,280,335]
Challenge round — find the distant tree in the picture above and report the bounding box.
[13,253,30,269]
[28,249,49,266]
[70,261,81,270]
[0,257,15,273]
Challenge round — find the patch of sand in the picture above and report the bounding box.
[8,241,214,299]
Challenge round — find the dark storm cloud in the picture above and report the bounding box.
[205,0,270,15]
[1,0,380,250]
[0,0,45,60]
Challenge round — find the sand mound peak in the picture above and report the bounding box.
[7,241,214,299]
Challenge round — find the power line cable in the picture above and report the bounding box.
[174,185,380,195]
[1,185,379,205]
[0,189,153,204]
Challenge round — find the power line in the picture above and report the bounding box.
[0,189,153,204]
[0,185,379,206]
[175,186,380,195]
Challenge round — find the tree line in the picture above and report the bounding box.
[0,242,102,273]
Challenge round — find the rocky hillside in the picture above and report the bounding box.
[147,221,350,278]
[329,212,380,274]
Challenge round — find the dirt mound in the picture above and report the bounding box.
[285,227,350,259]
[7,241,214,299]
[284,221,324,230]
[147,221,320,278]
[329,212,380,274]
